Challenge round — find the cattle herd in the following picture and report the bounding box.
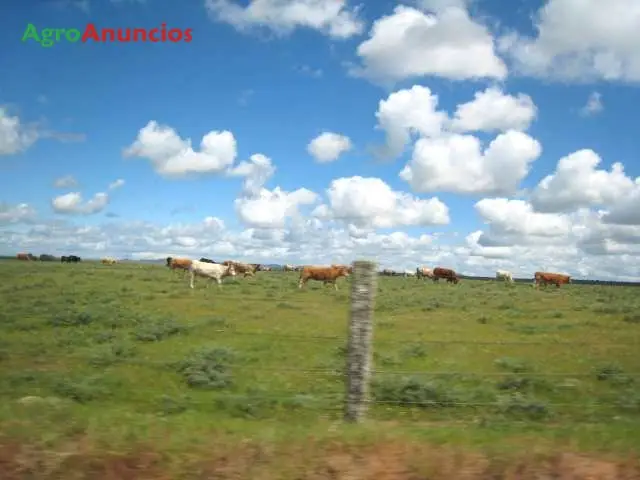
[13,252,572,289]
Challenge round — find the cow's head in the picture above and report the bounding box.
[225,263,237,277]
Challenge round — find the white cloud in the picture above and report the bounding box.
[0,202,36,225]
[580,91,603,116]
[108,179,125,190]
[205,0,364,39]
[52,192,110,215]
[235,187,318,229]
[313,176,450,229]
[123,121,237,177]
[602,186,640,226]
[449,87,537,133]
[351,5,507,84]
[307,132,352,163]
[227,153,276,196]
[400,130,542,196]
[54,175,78,188]
[5,201,640,280]
[530,149,636,213]
[500,0,640,83]
[374,85,447,159]
[0,108,38,155]
[475,198,572,241]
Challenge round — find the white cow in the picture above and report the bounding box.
[188,260,236,289]
[496,269,514,283]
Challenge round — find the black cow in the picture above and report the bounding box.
[61,255,81,263]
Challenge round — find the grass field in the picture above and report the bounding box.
[1,259,640,478]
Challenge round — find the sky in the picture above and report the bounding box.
[1,0,640,280]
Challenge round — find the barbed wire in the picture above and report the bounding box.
[4,392,639,411]
[181,329,640,347]
[5,353,640,379]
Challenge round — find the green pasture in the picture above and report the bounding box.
[1,259,639,466]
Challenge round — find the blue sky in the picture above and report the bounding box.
[2,0,640,280]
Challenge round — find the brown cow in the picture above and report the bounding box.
[16,253,35,261]
[298,265,351,290]
[432,267,460,284]
[534,271,571,289]
[166,257,192,278]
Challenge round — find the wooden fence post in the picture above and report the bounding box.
[344,260,377,423]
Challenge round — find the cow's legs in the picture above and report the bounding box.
[189,271,196,289]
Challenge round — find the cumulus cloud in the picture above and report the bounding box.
[374,85,447,159]
[205,0,364,39]
[4,201,640,279]
[0,202,36,225]
[400,130,542,196]
[52,192,110,215]
[602,187,640,226]
[351,5,507,84]
[500,0,640,83]
[475,198,572,243]
[123,121,237,177]
[227,153,276,196]
[313,176,450,229]
[0,108,39,155]
[54,175,78,188]
[449,87,537,133]
[530,149,637,213]
[235,187,318,229]
[580,91,604,116]
[307,131,352,163]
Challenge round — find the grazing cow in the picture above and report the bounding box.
[199,257,217,264]
[496,269,514,284]
[416,266,434,280]
[222,261,260,278]
[283,264,296,272]
[101,257,117,265]
[298,265,351,290]
[39,254,55,261]
[16,253,35,261]
[166,257,192,277]
[534,271,571,289]
[61,255,81,263]
[188,260,236,289]
[432,267,460,284]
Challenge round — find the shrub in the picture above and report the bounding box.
[173,347,235,390]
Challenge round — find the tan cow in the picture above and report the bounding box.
[534,271,571,288]
[101,257,117,265]
[223,260,260,278]
[416,266,434,280]
[298,265,351,290]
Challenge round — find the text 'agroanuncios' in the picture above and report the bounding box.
[22,23,193,47]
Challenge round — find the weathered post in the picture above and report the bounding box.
[344,260,377,423]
